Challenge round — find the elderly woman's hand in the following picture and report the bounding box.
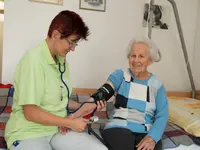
[136,136,156,150]
[96,100,107,111]
[88,97,107,111]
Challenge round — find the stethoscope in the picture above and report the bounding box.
[58,62,97,115]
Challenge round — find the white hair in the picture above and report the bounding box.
[127,36,161,62]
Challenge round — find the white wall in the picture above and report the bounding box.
[0,1,4,82]
[193,3,200,90]
[2,0,200,91]
[149,0,199,91]
[0,21,3,82]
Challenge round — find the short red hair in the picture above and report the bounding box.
[48,10,89,40]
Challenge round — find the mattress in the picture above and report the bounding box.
[168,96,200,137]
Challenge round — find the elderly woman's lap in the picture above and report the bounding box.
[102,128,162,150]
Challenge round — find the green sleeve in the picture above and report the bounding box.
[15,53,45,106]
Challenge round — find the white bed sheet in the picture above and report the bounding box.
[164,144,200,150]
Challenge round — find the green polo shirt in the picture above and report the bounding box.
[5,40,72,148]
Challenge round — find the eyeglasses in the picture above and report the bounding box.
[57,30,79,48]
[65,38,78,48]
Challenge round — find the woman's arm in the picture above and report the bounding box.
[23,105,88,132]
[137,85,168,150]
[68,100,81,110]
[67,69,123,118]
[23,105,73,127]
[147,85,169,143]
[69,81,114,118]
[106,69,123,91]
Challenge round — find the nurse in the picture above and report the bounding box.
[5,10,107,150]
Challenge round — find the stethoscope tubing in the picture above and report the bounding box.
[58,62,97,115]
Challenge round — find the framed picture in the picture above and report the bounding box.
[29,0,63,5]
[143,3,170,30]
[79,0,106,12]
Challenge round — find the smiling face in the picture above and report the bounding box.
[129,43,152,75]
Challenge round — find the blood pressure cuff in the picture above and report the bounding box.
[91,83,114,103]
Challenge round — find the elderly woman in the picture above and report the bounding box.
[90,37,168,150]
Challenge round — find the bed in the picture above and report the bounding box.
[0,1,199,150]
[1,86,200,149]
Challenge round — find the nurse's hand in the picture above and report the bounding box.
[59,114,74,134]
[69,118,89,132]
[59,126,69,135]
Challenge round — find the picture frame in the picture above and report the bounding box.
[29,0,63,5]
[143,3,170,30]
[79,0,106,12]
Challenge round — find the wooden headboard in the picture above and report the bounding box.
[72,88,96,95]
[0,10,4,14]
[196,91,200,99]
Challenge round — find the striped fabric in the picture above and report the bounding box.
[0,85,14,149]
[0,87,85,149]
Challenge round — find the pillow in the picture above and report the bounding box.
[168,96,200,137]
